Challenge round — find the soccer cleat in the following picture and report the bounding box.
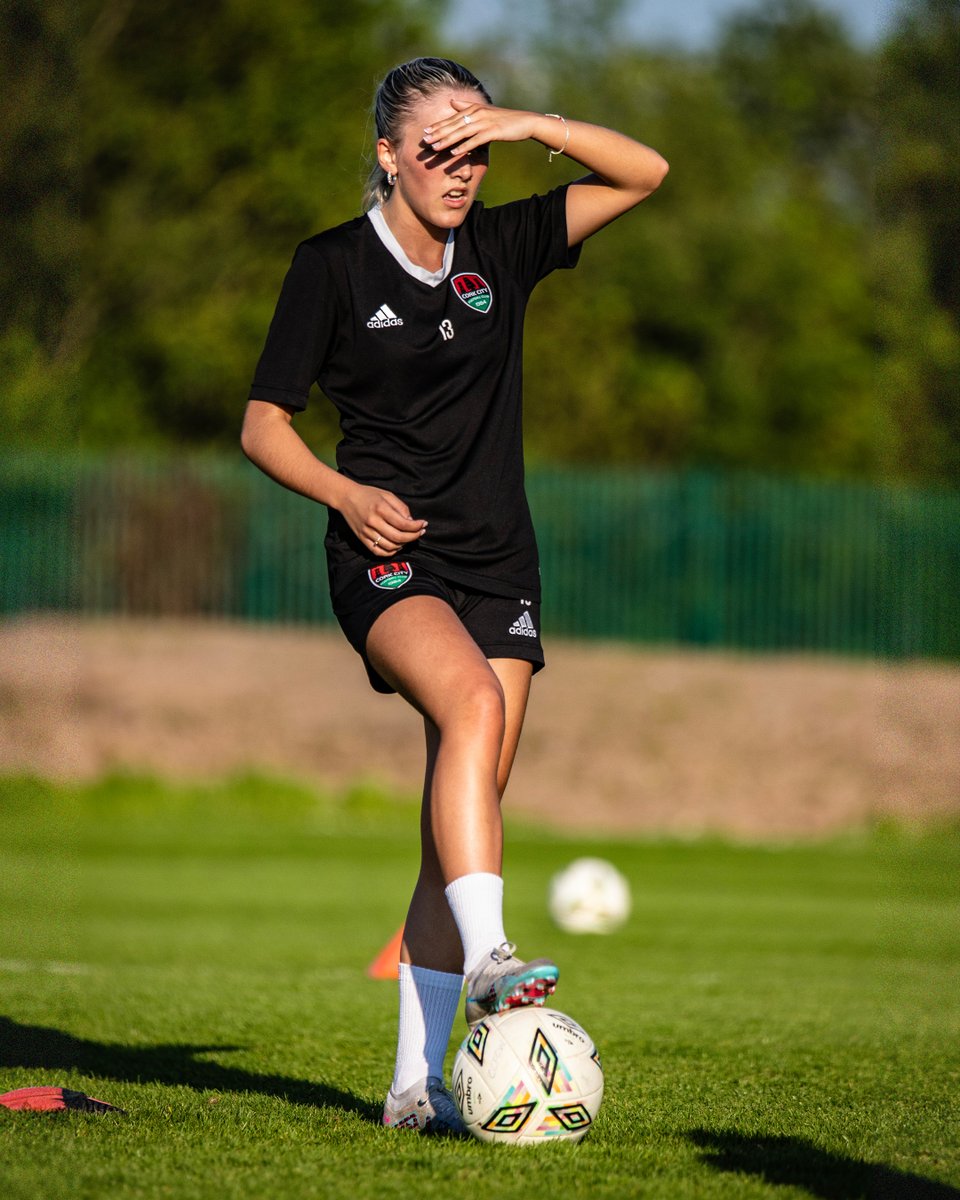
[382,1076,466,1136]
[464,941,559,1026]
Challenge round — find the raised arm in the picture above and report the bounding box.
[423,98,669,246]
[543,116,669,245]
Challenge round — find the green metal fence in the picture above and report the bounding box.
[1,451,957,659]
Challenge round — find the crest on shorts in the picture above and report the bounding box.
[451,272,493,313]
[368,561,412,590]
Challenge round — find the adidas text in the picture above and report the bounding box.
[509,611,538,638]
[367,303,404,328]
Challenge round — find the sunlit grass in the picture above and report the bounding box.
[1,775,958,1199]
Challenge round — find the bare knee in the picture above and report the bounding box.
[439,669,506,744]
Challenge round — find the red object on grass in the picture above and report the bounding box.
[366,925,405,980]
[0,1086,125,1114]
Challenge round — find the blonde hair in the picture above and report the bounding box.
[362,57,492,211]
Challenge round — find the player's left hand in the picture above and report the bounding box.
[422,98,542,155]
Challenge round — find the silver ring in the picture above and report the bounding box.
[462,114,472,125]
[372,535,382,549]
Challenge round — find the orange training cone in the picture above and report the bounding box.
[366,925,404,979]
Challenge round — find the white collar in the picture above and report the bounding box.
[367,206,455,287]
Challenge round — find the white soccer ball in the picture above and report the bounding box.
[548,857,632,934]
[453,1007,603,1145]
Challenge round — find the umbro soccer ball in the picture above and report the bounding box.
[453,1007,604,1145]
[548,857,632,935]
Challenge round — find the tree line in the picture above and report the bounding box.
[2,0,957,485]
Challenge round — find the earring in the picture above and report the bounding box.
[387,172,396,186]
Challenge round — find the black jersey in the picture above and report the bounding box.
[249,185,581,600]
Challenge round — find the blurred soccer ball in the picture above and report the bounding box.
[453,1007,603,1144]
[548,857,631,934]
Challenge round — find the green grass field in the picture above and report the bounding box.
[1,775,958,1199]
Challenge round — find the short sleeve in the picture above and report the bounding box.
[248,242,336,411]
[478,186,582,294]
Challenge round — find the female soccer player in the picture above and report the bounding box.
[242,57,667,1134]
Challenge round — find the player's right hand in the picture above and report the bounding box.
[340,483,427,557]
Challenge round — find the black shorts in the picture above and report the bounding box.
[331,559,545,694]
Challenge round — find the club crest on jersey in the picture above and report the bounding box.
[451,272,493,314]
[368,561,412,590]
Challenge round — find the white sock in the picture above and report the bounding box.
[444,872,508,976]
[391,962,464,1096]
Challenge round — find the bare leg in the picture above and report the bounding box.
[365,598,534,972]
[489,658,533,798]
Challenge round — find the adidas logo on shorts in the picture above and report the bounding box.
[508,610,538,638]
[367,303,404,328]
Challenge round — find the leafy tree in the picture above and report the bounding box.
[1,0,956,485]
[472,7,886,476]
[0,1,81,446]
[715,0,873,188]
[1,0,446,450]
[77,0,448,449]
[874,0,960,481]
[878,0,960,319]
[481,0,958,483]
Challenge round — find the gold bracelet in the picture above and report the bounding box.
[545,113,570,163]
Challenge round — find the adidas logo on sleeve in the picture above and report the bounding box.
[367,303,404,328]
[508,610,538,638]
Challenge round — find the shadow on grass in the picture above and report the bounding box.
[688,1129,960,1199]
[0,1017,381,1123]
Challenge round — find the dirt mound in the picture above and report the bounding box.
[2,616,957,839]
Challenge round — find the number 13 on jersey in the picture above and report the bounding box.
[439,319,455,342]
